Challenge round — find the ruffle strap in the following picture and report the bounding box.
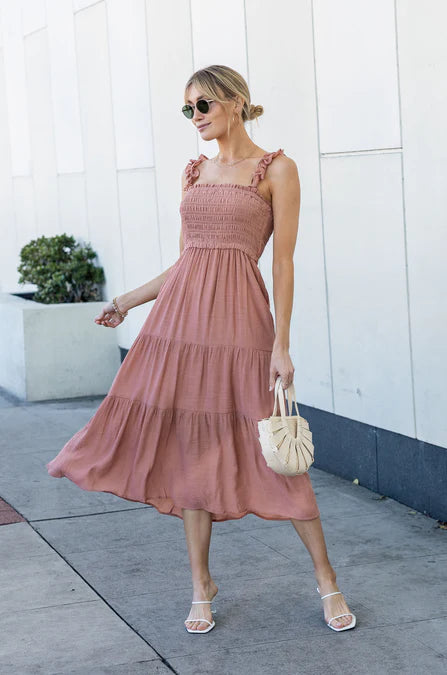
[185,154,208,188]
[250,149,285,188]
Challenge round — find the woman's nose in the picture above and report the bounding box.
[193,110,204,123]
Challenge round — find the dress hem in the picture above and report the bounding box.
[46,462,321,523]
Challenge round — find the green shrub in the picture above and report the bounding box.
[17,234,105,304]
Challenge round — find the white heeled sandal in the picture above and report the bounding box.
[184,600,216,634]
[317,587,356,632]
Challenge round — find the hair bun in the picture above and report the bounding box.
[249,103,264,120]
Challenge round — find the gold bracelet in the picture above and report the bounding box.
[112,296,128,319]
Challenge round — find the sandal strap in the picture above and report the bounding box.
[184,618,213,626]
[191,600,212,604]
[328,613,354,625]
[320,591,342,600]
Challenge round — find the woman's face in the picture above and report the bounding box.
[185,84,235,139]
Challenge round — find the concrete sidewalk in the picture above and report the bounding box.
[1,389,446,674]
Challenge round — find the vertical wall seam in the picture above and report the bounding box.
[243,0,254,141]
[143,0,163,270]
[188,0,198,158]
[1,7,39,281]
[22,29,38,242]
[73,8,91,242]
[40,25,63,236]
[311,0,335,413]
[0,40,20,282]
[394,0,418,439]
[104,0,128,312]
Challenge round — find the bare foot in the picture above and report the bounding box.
[316,575,355,630]
[184,579,218,632]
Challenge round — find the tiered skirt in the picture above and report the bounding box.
[47,247,320,522]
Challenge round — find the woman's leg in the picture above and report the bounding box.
[182,508,219,631]
[290,516,354,629]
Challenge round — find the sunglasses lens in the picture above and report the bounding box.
[182,100,212,118]
[196,99,210,114]
[182,105,193,119]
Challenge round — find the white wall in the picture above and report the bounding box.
[0,0,445,448]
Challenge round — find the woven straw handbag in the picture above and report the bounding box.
[257,375,315,476]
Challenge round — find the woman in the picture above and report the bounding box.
[47,65,355,635]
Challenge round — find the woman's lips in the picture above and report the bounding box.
[198,123,210,131]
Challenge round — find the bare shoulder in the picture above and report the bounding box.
[267,153,300,210]
[267,156,300,232]
[269,151,299,182]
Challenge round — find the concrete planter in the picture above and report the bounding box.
[0,292,121,401]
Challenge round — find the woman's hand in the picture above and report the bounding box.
[269,343,295,391]
[94,301,125,328]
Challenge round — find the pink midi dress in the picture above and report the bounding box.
[46,148,320,523]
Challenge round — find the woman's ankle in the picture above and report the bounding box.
[315,565,337,586]
[192,573,211,584]
[192,576,215,592]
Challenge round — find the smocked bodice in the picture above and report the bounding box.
[179,149,284,262]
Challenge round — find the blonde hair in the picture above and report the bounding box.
[184,65,263,137]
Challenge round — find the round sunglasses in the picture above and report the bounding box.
[182,99,214,119]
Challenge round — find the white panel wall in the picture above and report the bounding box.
[0,48,16,286]
[191,0,247,160]
[322,153,413,435]
[117,169,160,344]
[24,29,59,236]
[21,0,46,35]
[397,0,447,447]
[145,0,193,268]
[107,0,152,170]
[73,0,100,11]
[12,176,36,253]
[57,174,89,241]
[247,0,332,411]
[46,0,84,173]
[0,1,31,175]
[0,0,446,447]
[74,1,125,334]
[313,0,401,153]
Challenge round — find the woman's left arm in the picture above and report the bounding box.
[268,154,301,391]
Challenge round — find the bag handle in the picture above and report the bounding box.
[272,375,300,420]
